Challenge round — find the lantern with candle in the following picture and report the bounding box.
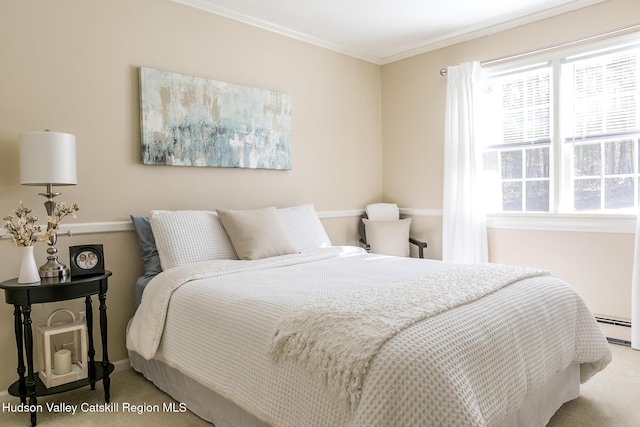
[37,309,88,387]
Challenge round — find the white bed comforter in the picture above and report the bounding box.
[127,246,612,427]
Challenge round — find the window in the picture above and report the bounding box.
[481,38,640,214]
[482,65,551,212]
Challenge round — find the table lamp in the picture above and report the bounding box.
[19,130,77,278]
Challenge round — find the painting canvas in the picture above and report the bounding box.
[139,67,292,170]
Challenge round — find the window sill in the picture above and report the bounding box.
[486,212,637,234]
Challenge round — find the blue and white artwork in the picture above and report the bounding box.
[139,67,291,170]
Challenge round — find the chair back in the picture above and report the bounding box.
[365,203,399,221]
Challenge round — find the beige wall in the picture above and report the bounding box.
[488,229,634,320]
[0,0,381,390]
[381,0,640,322]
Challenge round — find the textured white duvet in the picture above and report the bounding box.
[127,246,612,427]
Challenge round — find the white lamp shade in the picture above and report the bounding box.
[19,131,77,186]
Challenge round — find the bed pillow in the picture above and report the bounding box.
[130,215,162,278]
[363,218,412,257]
[277,204,331,250]
[217,207,298,260]
[150,210,238,270]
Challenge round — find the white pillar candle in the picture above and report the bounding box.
[53,349,72,375]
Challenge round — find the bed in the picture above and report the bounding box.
[126,204,612,427]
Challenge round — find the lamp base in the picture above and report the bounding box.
[39,257,69,279]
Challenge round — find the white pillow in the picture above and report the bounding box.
[217,207,299,260]
[150,210,238,270]
[277,204,331,250]
[363,218,412,257]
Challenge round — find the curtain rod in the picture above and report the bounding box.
[439,22,640,76]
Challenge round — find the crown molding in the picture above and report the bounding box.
[381,0,607,64]
[171,0,382,64]
[173,0,606,65]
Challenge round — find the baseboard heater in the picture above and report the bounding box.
[596,316,631,347]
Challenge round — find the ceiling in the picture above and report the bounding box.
[173,0,605,64]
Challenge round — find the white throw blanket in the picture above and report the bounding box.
[270,264,549,409]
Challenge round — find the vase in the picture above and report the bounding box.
[18,246,40,284]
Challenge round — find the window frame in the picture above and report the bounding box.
[480,32,640,224]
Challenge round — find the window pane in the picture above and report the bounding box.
[568,51,638,138]
[574,179,601,210]
[530,107,550,141]
[502,182,522,211]
[526,147,549,178]
[504,112,523,142]
[483,151,499,175]
[526,181,550,212]
[484,66,550,146]
[501,150,522,179]
[574,143,601,176]
[573,65,604,135]
[604,139,633,175]
[605,177,634,209]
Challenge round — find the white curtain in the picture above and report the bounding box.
[442,61,488,264]
[632,210,640,349]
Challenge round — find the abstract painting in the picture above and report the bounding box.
[139,67,291,170]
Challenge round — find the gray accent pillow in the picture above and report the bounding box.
[131,215,162,306]
[130,215,162,278]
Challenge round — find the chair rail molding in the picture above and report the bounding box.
[0,209,633,238]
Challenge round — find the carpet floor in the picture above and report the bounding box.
[2,344,637,426]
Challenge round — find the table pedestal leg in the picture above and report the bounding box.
[85,296,96,390]
[13,305,26,404]
[99,291,110,403]
[22,305,37,426]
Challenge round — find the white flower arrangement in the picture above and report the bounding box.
[47,201,80,233]
[2,201,79,247]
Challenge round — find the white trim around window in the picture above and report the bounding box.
[486,212,636,233]
[402,209,637,234]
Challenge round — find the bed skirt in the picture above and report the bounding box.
[129,350,580,427]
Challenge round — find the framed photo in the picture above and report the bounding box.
[69,244,105,277]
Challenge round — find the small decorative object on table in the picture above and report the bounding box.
[69,244,105,277]
[2,201,79,283]
[2,202,45,284]
[37,309,88,388]
[18,246,40,284]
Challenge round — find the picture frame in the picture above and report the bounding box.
[139,67,292,170]
[69,244,105,277]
